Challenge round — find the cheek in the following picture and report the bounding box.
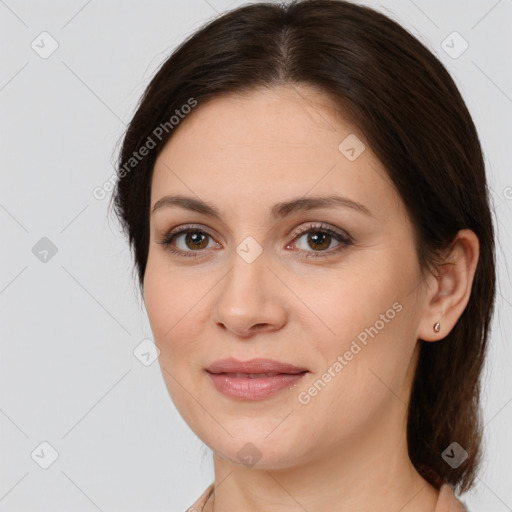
[143,259,205,360]
[143,263,211,421]
[290,259,405,351]
[294,254,419,399]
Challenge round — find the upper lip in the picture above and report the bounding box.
[206,358,308,375]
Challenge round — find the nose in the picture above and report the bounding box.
[212,250,288,338]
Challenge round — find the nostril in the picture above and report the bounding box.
[251,323,271,332]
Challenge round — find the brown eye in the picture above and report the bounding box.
[289,222,353,260]
[305,231,332,251]
[159,226,218,258]
[183,231,209,250]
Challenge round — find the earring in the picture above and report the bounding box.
[433,322,441,333]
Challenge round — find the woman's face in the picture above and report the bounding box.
[144,85,431,469]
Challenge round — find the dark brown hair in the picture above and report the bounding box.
[110,0,496,493]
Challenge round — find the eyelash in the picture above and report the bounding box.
[158,222,353,260]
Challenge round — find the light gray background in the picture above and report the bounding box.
[1,0,511,510]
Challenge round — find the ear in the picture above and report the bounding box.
[417,229,480,342]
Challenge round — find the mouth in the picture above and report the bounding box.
[205,358,309,400]
[214,372,306,378]
[205,357,309,375]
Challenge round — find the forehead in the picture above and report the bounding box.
[158,85,356,160]
[151,85,397,215]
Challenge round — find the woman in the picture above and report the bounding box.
[111,1,496,510]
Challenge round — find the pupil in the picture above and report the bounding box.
[309,232,330,250]
[186,232,207,249]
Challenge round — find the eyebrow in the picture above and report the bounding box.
[151,193,373,219]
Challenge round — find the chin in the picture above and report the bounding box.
[203,429,307,470]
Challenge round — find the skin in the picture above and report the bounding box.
[143,84,479,511]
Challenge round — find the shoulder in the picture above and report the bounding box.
[435,483,469,512]
[186,482,214,512]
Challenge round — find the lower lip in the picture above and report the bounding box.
[206,372,308,400]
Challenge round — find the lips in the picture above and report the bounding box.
[223,373,284,378]
[205,357,308,375]
[205,358,309,400]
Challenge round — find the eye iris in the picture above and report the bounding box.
[308,232,331,250]
[185,231,208,250]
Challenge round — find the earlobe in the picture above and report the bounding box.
[417,229,480,342]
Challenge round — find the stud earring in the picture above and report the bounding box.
[433,322,441,333]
